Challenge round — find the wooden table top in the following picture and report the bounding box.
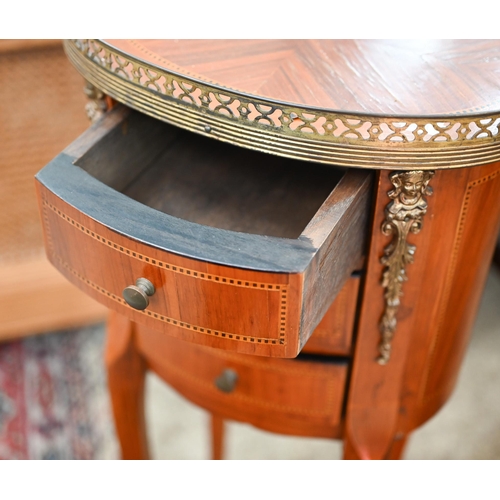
[104,39,500,117]
[64,39,500,170]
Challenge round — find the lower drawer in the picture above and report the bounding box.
[136,323,348,438]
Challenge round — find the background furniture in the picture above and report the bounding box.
[0,40,106,341]
[35,40,500,459]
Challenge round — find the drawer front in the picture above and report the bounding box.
[39,188,299,357]
[36,106,372,357]
[136,324,348,438]
[302,276,360,356]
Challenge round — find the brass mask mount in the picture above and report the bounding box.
[378,170,434,365]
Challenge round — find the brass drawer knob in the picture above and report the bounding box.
[123,278,155,310]
[214,369,238,393]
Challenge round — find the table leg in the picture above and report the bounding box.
[211,414,225,460]
[385,435,408,460]
[343,432,408,459]
[105,311,149,460]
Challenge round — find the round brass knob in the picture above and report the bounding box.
[122,278,155,310]
[214,368,238,393]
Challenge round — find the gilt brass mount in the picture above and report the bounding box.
[83,80,108,123]
[378,170,434,364]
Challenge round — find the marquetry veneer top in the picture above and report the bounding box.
[102,39,500,116]
[64,39,500,169]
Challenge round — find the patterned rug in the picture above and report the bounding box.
[0,324,118,459]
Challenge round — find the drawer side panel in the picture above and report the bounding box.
[302,276,360,356]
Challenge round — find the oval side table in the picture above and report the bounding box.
[35,39,500,459]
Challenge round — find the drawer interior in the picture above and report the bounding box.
[75,110,345,239]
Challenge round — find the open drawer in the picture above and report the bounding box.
[35,106,372,357]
